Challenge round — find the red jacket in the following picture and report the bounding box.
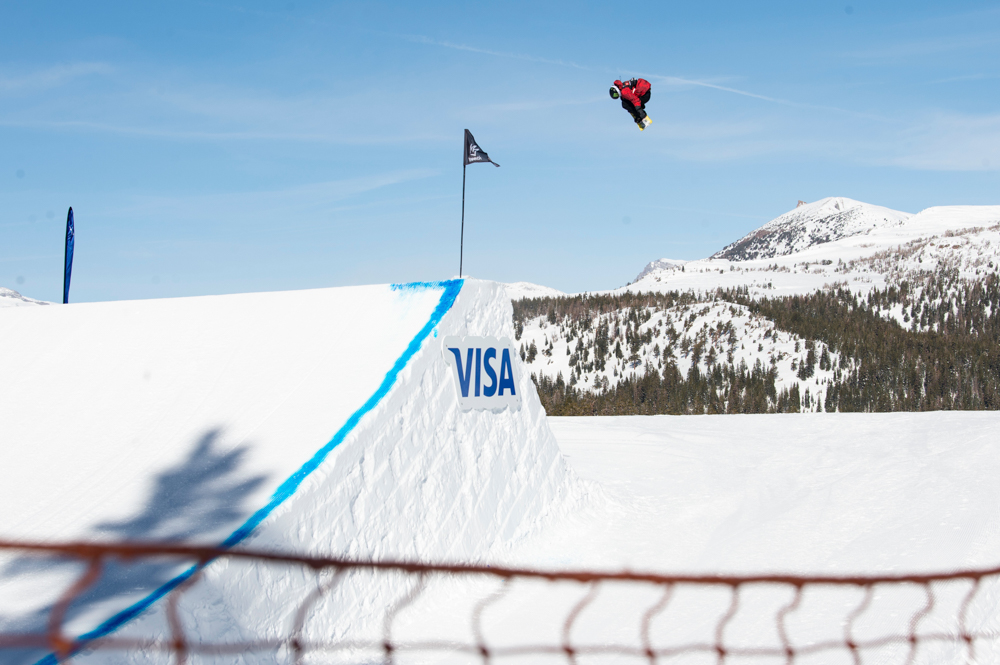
[615,78,651,107]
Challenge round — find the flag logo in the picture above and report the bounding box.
[464,130,500,167]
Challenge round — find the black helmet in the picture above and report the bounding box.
[609,86,620,100]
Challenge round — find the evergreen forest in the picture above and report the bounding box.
[513,272,1000,416]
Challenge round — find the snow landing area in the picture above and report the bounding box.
[542,413,1000,575]
[389,412,1000,665]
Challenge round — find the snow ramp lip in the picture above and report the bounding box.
[35,279,464,665]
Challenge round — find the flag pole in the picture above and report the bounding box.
[460,163,466,279]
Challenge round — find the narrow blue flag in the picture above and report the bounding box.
[63,207,74,304]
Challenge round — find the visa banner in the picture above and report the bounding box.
[443,336,521,411]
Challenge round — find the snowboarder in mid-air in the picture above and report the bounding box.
[610,78,652,130]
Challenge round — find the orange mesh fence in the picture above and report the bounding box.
[0,539,998,664]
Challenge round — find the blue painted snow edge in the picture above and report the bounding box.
[36,279,464,665]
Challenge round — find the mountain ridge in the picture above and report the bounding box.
[709,197,912,262]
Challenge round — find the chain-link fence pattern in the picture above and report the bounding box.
[0,540,998,664]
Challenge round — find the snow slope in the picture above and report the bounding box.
[0,279,585,664]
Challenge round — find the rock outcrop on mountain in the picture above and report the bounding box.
[633,258,687,283]
[711,197,911,261]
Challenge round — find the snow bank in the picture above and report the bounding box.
[0,279,584,663]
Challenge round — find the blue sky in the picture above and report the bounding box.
[2,1,999,301]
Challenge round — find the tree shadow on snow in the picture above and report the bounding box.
[0,429,268,664]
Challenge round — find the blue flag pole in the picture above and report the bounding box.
[63,207,74,304]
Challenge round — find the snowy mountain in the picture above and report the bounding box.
[629,202,1000,299]
[515,200,1000,414]
[0,287,47,307]
[711,197,911,261]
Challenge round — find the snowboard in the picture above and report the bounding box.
[637,114,652,131]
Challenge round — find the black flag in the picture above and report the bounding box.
[459,129,498,278]
[464,129,500,167]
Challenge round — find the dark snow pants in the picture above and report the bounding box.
[622,90,651,123]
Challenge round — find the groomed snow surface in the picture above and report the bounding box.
[0,279,998,664]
